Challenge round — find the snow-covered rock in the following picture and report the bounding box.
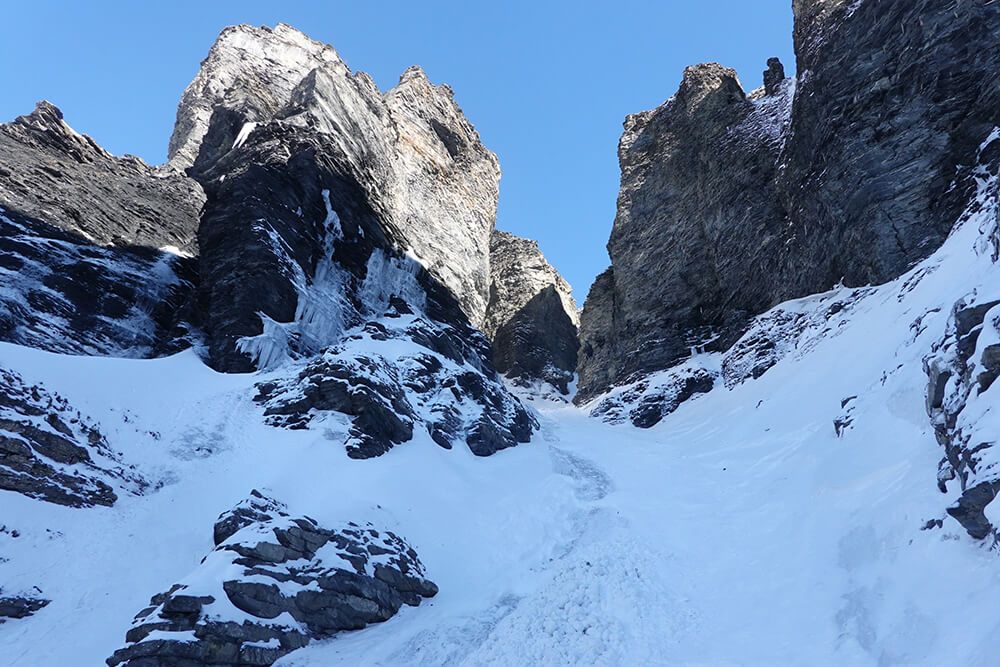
[0,207,197,357]
[0,366,145,507]
[253,308,535,458]
[106,491,436,667]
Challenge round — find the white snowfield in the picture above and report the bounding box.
[3,178,1000,666]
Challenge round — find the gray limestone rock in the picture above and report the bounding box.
[577,0,1000,405]
[484,230,579,394]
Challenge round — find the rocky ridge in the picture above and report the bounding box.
[0,101,203,252]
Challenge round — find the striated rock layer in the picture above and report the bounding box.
[485,230,579,394]
[0,101,203,252]
[577,0,1000,402]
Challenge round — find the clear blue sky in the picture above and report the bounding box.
[1,1,794,303]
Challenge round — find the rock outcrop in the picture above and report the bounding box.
[576,61,792,402]
[167,23,342,177]
[180,25,497,349]
[175,24,535,454]
[0,101,202,358]
[253,303,535,458]
[577,0,1000,402]
[925,292,1000,541]
[0,101,203,252]
[0,589,49,623]
[0,367,145,507]
[107,492,437,667]
[484,230,579,394]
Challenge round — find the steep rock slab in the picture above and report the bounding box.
[0,367,145,507]
[0,101,203,252]
[578,0,1000,402]
[107,492,437,667]
[384,66,500,326]
[0,207,197,357]
[778,0,1000,290]
[484,230,579,394]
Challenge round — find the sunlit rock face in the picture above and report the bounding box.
[577,0,1000,403]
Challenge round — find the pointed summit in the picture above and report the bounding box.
[166,23,343,173]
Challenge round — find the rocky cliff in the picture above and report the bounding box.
[1,101,203,252]
[577,0,1000,403]
[484,230,579,394]
[175,24,498,335]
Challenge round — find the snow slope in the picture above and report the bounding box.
[3,164,1000,666]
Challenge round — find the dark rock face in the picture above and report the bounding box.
[253,308,536,458]
[0,100,203,359]
[107,492,437,667]
[0,207,198,357]
[925,295,1000,540]
[484,231,579,394]
[0,367,145,507]
[578,0,1000,402]
[0,101,203,252]
[763,57,785,96]
[779,0,1000,292]
[576,62,792,402]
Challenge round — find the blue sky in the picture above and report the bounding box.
[2,1,794,303]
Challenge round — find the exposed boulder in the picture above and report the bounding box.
[107,492,437,667]
[0,589,49,623]
[0,367,145,507]
[578,0,1000,403]
[0,101,203,252]
[484,230,579,394]
[587,362,716,429]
